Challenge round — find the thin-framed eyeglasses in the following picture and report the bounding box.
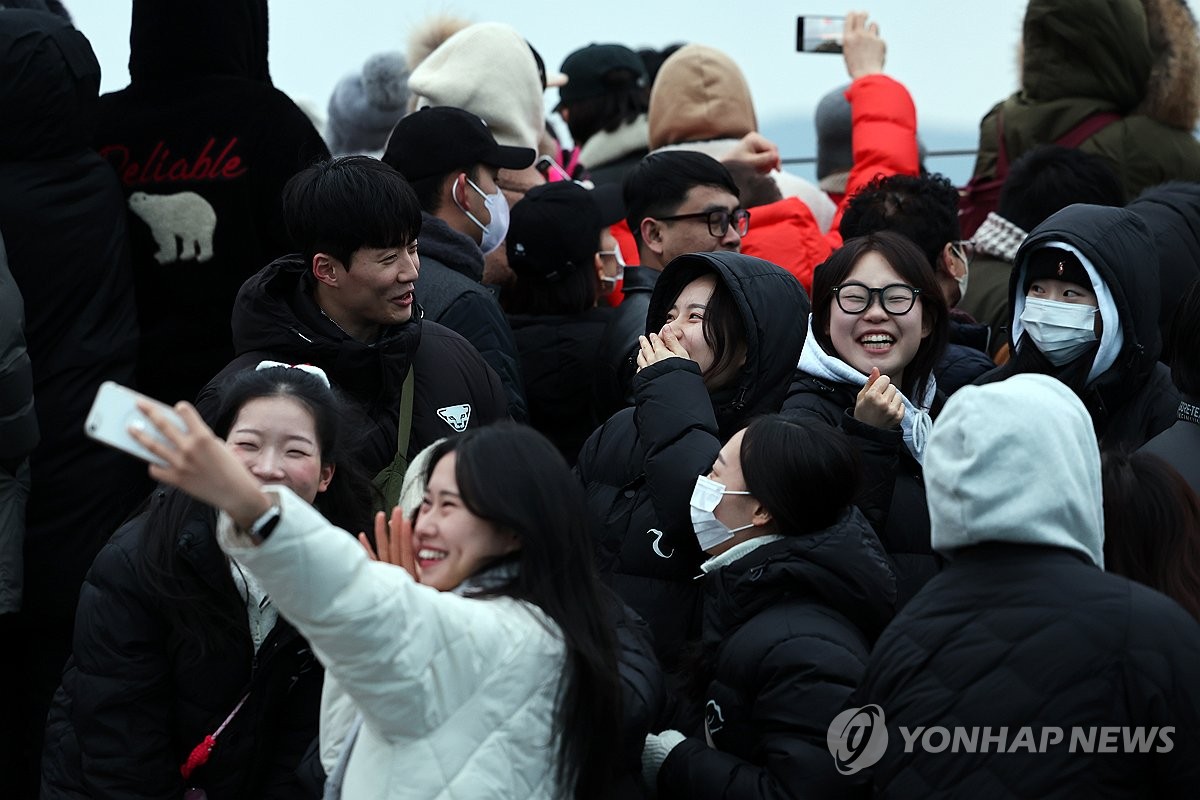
[655,207,751,238]
[832,282,922,315]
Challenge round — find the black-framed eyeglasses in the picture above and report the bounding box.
[655,207,750,238]
[832,282,922,315]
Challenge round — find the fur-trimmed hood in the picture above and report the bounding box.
[1020,0,1200,130]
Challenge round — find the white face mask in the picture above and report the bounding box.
[456,177,510,255]
[951,243,971,300]
[689,474,753,552]
[1019,296,1098,365]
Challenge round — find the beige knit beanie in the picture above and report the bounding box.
[408,22,544,149]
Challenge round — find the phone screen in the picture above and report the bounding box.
[797,15,845,53]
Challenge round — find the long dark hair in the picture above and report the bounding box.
[741,414,861,535]
[423,425,621,800]
[138,366,376,656]
[1102,449,1200,622]
[811,231,948,400]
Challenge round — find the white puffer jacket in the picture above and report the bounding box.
[218,487,567,799]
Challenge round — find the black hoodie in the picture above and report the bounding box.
[979,203,1178,449]
[1126,181,1200,350]
[576,252,810,668]
[0,16,146,787]
[94,0,329,405]
[656,509,895,800]
[197,256,509,475]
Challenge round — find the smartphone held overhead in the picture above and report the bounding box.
[85,381,187,466]
[797,15,845,53]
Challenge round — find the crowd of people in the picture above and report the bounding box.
[3,0,1200,798]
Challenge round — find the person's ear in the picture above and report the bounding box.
[939,242,958,277]
[317,464,335,494]
[640,218,665,255]
[450,172,471,209]
[752,503,773,528]
[312,253,339,288]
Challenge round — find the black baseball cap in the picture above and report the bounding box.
[383,106,536,182]
[556,43,647,109]
[507,182,602,282]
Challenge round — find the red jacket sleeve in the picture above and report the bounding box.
[826,73,921,248]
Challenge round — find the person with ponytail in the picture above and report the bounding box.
[127,412,625,800]
[642,414,895,799]
[41,364,375,800]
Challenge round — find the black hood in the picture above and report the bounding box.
[1126,181,1200,332]
[0,10,100,159]
[1009,203,1161,393]
[702,507,897,645]
[646,251,811,436]
[128,0,270,84]
[230,255,421,409]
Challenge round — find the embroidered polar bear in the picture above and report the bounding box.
[128,191,217,264]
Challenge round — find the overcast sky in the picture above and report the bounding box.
[67,0,1198,175]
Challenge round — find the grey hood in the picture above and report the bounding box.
[926,373,1104,567]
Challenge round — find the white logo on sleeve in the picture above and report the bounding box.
[128,191,217,264]
[436,404,472,432]
[827,704,889,774]
[649,528,673,559]
[704,700,725,747]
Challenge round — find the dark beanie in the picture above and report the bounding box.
[1022,247,1092,293]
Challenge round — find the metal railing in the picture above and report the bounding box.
[780,148,979,166]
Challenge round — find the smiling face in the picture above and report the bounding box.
[827,250,932,388]
[315,243,420,342]
[663,274,745,389]
[413,453,521,592]
[225,396,334,504]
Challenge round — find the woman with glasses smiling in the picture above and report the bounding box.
[783,231,949,606]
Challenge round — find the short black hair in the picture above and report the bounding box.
[405,164,480,215]
[741,414,861,536]
[839,173,961,266]
[999,145,1125,232]
[623,151,739,245]
[281,156,422,268]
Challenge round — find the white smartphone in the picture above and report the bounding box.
[84,381,187,467]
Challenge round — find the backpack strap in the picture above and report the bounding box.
[1055,111,1122,149]
[396,368,415,460]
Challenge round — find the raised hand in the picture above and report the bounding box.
[636,324,692,372]
[358,506,420,581]
[722,131,781,174]
[843,10,886,80]
[854,367,905,429]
